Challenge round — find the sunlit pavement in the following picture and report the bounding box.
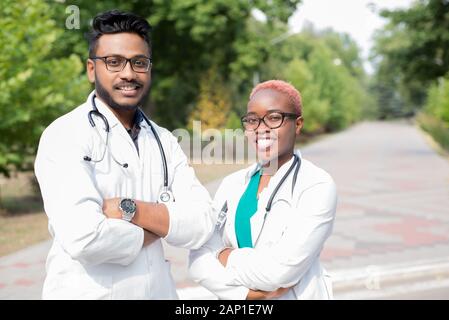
[1,120,449,299]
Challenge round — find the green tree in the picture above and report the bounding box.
[0,0,301,177]
[371,0,449,117]
[0,0,90,177]
[419,76,449,151]
[46,0,301,129]
[148,0,301,129]
[283,58,330,133]
[319,29,366,80]
[380,0,449,85]
[425,77,449,124]
[188,66,231,131]
[264,29,368,133]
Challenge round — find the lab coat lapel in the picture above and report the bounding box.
[224,163,259,248]
[138,118,162,172]
[249,205,266,248]
[223,191,239,248]
[249,155,297,247]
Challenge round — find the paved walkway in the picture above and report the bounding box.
[1,120,449,299]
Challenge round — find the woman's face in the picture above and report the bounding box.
[245,88,303,167]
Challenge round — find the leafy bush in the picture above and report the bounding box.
[0,0,90,177]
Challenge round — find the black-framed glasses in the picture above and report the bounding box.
[90,55,152,73]
[241,111,300,131]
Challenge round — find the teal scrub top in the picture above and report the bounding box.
[234,170,261,248]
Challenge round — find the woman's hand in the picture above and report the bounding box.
[217,248,292,299]
[246,287,290,300]
[218,248,292,300]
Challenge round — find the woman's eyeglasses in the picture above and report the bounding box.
[241,111,300,131]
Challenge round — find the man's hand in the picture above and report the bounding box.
[102,198,122,219]
[143,230,160,247]
[103,198,169,237]
[103,198,161,247]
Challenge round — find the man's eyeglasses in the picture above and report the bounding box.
[241,111,300,131]
[90,55,152,73]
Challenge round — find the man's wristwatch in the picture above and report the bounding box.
[119,198,137,222]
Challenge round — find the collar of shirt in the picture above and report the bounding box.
[126,109,143,155]
[244,150,302,183]
[126,109,143,140]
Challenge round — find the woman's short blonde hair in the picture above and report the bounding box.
[249,80,302,115]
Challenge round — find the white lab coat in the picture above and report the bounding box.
[189,151,337,299]
[34,91,215,299]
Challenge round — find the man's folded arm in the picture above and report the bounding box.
[35,126,144,266]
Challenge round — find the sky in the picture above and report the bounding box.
[287,0,415,73]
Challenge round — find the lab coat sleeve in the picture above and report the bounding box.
[163,134,215,249]
[188,179,250,300]
[34,124,144,266]
[225,180,337,291]
[188,232,250,300]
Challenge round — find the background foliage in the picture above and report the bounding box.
[371,0,449,150]
[0,0,403,177]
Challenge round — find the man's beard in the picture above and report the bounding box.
[95,76,150,112]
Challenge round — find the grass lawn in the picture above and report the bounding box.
[0,172,49,257]
[0,212,49,257]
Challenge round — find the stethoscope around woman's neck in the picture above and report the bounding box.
[265,153,301,213]
[83,94,173,203]
[216,153,301,243]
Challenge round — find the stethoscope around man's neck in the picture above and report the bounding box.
[83,94,173,203]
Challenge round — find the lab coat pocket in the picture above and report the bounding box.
[94,161,127,197]
[161,260,178,299]
[258,200,291,246]
[150,259,178,299]
[49,268,112,299]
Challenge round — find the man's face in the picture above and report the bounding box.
[87,32,151,110]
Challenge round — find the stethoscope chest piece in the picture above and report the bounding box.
[158,189,174,203]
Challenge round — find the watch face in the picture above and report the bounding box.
[121,199,136,213]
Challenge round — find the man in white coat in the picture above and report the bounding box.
[34,10,215,299]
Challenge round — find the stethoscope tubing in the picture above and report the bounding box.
[216,154,302,247]
[140,111,169,188]
[254,154,301,247]
[85,94,170,195]
[265,154,300,213]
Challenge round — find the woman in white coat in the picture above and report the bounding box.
[189,80,337,300]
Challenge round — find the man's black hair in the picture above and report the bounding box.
[86,10,152,58]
